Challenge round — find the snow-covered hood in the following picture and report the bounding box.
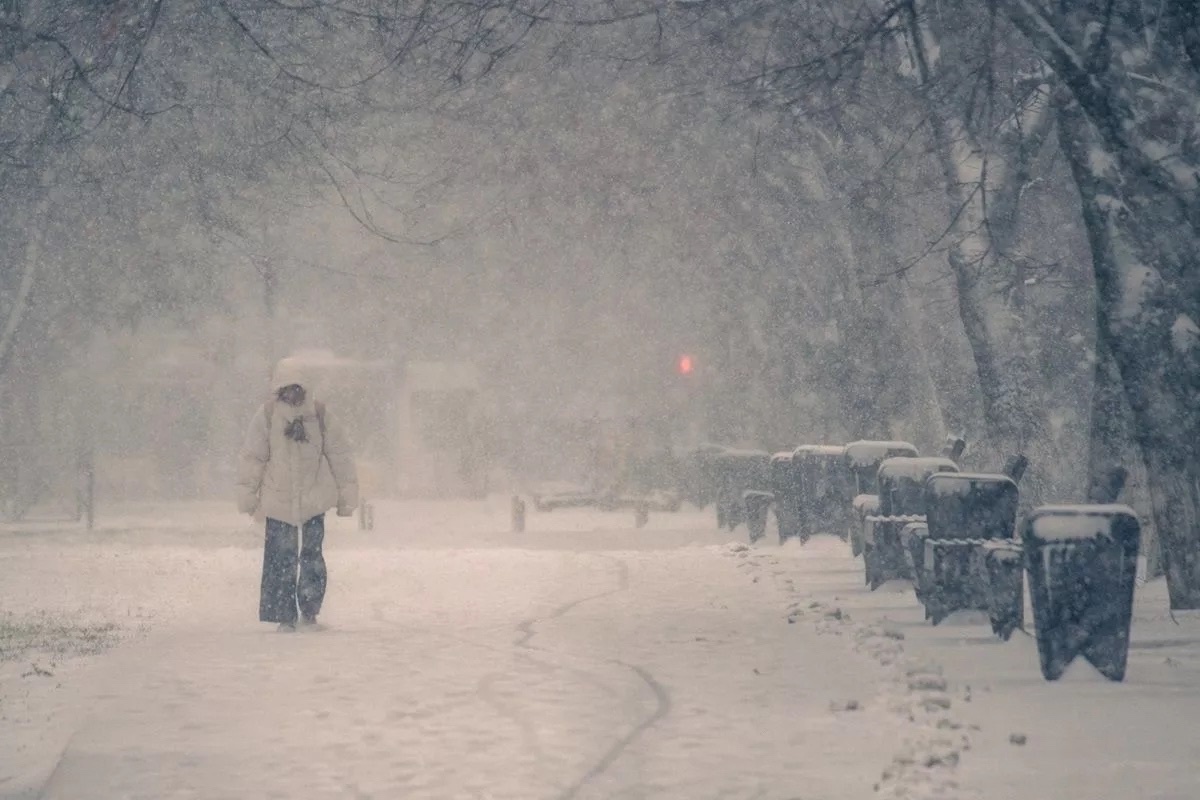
[272,358,310,394]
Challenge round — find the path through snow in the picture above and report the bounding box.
[5,500,1198,800]
[4,502,905,800]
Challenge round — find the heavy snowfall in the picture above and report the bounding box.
[1,3,1198,800]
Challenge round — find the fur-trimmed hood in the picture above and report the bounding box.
[270,357,317,420]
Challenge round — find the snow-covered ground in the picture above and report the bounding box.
[2,499,1198,799]
[730,536,1200,800]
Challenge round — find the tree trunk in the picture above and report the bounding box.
[0,176,54,380]
[903,5,1050,466]
[1057,92,1200,607]
[0,237,39,380]
[846,185,945,449]
[945,248,1038,460]
[1084,312,1163,576]
[790,135,894,440]
[1086,335,1130,500]
[1144,449,1200,607]
[801,125,951,446]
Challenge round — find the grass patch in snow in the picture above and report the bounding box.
[0,613,119,662]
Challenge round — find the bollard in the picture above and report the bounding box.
[83,453,95,531]
[511,495,526,533]
[1024,505,1140,681]
[358,502,376,531]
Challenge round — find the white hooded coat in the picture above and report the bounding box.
[236,358,359,527]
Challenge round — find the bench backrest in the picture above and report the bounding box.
[795,450,854,505]
[924,472,1019,541]
[713,449,771,493]
[878,457,959,515]
[844,440,919,494]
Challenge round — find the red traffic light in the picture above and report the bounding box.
[677,354,695,375]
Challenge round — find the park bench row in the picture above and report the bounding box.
[689,440,1141,682]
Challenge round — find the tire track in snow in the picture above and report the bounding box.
[513,555,631,650]
[472,554,635,769]
[552,662,671,800]
[505,554,674,800]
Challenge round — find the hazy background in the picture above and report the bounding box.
[0,1,1177,534]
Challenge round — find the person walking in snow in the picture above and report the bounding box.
[236,358,358,631]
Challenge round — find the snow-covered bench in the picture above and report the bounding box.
[909,471,1021,630]
[890,454,1029,637]
[1024,504,1141,681]
[842,440,919,562]
[750,445,855,546]
[844,440,919,497]
[791,444,852,543]
[765,451,801,543]
[710,448,771,535]
[863,456,959,589]
[742,489,775,543]
[679,443,732,510]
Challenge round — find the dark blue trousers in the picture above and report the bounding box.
[260,515,327,624]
